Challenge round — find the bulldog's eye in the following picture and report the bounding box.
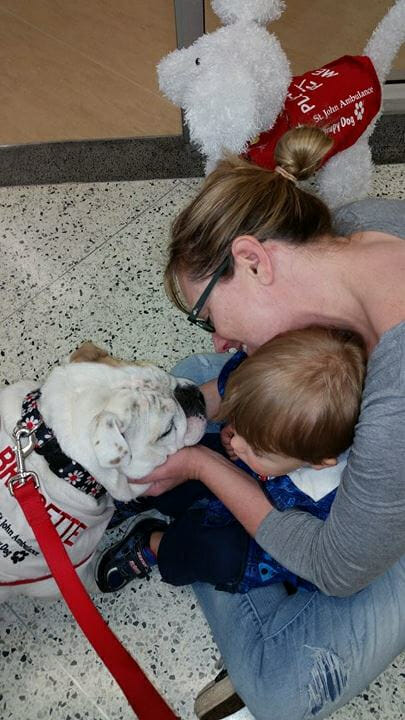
[159,420,174,440]
[195,57,200,66]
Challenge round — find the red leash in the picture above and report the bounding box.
[10,441,179,720]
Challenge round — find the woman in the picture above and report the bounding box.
[132,126,405,720]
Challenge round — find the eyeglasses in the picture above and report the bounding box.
[187,257,230,333]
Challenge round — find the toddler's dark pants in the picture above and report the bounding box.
[138,434,250,591]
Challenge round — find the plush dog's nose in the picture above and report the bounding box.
[174,384,206,418]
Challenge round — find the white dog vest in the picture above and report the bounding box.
[0,389,114,587]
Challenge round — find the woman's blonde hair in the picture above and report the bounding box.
[216,327,366,464]
[165,125,334,312]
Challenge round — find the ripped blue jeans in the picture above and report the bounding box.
[172,353,405,720]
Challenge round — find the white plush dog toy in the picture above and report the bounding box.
[0,354,206,599]
[158,0,405,206]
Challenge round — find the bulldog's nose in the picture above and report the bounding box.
[174,384,206,418]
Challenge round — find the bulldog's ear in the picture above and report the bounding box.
[91,411,131,468]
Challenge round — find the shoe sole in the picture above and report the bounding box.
[194,675,245,720]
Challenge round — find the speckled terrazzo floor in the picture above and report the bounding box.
[0,167,404,720]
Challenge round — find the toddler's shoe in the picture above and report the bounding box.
[96,514,168,592]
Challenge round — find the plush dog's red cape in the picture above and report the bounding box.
[245,55,381,169]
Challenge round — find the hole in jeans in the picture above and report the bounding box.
[305,645,348,715]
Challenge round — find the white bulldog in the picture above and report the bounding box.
[0,350,206,599]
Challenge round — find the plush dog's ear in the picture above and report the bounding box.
[212,0,286,25]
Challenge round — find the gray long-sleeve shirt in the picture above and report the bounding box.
[255,198,405,596]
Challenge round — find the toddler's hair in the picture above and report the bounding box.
[216,327,366,464]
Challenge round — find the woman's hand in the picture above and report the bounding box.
[129,446,202,497]
[130,442,272,536]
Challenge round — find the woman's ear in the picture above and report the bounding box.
[231,235,273,285]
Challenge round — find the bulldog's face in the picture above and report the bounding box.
[40,361,206,501]
[90,365,206,482]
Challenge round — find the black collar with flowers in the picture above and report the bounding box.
[21,390,105,500]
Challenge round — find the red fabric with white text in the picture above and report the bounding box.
[245,55,381,170]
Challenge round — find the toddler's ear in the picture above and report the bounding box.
[312,458,338,470]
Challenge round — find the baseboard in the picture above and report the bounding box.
[383,82,405,114]
[0,114,403,187]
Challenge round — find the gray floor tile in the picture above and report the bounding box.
[369,164,405,198]
[0,183,212,386]
[0,614,111,720]
[0,179,179,321]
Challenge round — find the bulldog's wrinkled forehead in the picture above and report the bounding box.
[119,364,176,394]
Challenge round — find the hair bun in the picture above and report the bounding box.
[275,126,333,181]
